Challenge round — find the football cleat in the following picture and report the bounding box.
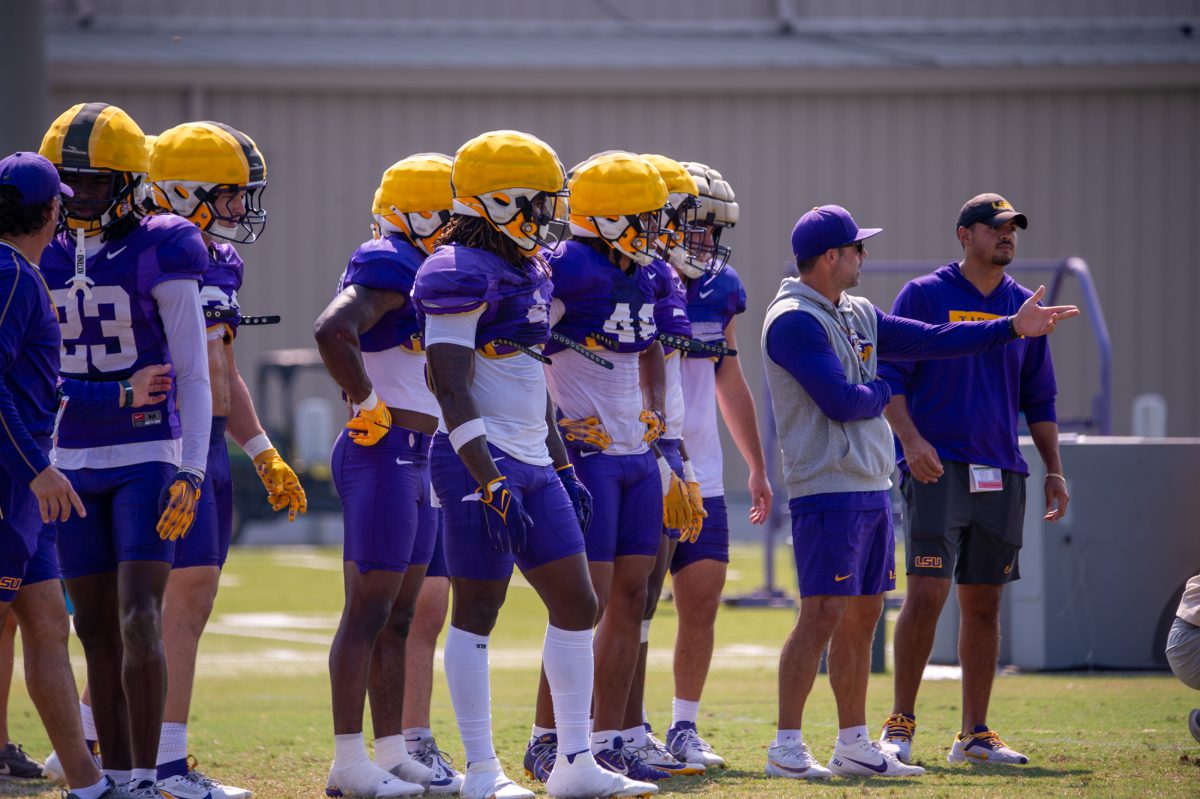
[385,757,433,791]
[631,727,703,777]
[593,738,670,782]
[545,750,657,797]
[878,712,917,763]
[947,726,1029,765]
[764,741,832,780]
[827,738,925,777]
[459,759,533,799]
[185,755,251,799]
[665,722,725,769]
[407,735,463,795]
[0,741,45,780]
[325,760,424,797]
[523,732,557,783]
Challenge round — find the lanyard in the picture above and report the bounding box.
[818,300,871,384]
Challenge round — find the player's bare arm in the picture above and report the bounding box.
[426,341,501,488]
[714,317,772,524]
[1028,420,1068,521]
[314,283,407,404]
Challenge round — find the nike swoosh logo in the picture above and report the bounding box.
[843,756,890,773]
[834,574,851,582]
[106,246,128,260]
[579,450,598,458]
[698,289,714,298]
[768,759,812,775]
[395,459,412,466]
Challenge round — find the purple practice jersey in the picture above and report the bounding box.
[683,264,747,356]
[652,259,692,347]
[200,241,244,340]
[544,240,669,355]
[40,214,208,449]
[413,243,553,353]
[338,233,425,354]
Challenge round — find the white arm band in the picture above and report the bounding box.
[682,459,697,483]
[153,279,212,475]
[549,298,566,327]
[656,455,673,497]
[449,417,487,452]
[424,308,484,349]
[242,433,273,460]
[356,388,380,413]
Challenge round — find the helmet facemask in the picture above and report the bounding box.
[455,187,567,255]
[155,180,267,244]
[680,223,731,279]
[58,167,143,239]
[658,192,702,270]
[578,208,664,267]
[378,207,452,256]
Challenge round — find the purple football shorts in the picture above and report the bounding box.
[670,495,730,574]
[430,432,585,581]
[173,416,233,570]
[57,461,176,579]
[332,425,436,574]
[570,447,661,562]
[789,491,896,598]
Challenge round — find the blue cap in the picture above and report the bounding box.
[0,151,73,207]
[790,204,881,260]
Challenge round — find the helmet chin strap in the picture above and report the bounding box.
[68,227,94,299]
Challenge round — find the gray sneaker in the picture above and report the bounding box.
[64,775,138,798]
[125,778,161,798]
[0,741,45,780]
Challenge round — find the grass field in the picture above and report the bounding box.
[6,543,1199,798]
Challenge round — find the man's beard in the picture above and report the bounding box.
[992,250,1014,266]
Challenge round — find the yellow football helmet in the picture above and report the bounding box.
[150,121,267,243]
[640,153,701,270]
[451,130,567,254]
[374,153,453,256]
[568,153,668,267]
[39,102,148,237]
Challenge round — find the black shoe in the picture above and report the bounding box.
[0,741,45,780]
[1189,709,1200,744]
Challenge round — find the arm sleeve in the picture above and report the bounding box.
[875,307,1013,362]
[877,282,927,396]
[57,377,120,404]
[765,310,892,423]
[1019,336,1058,424]
[424,307,483,349]
[152,279,212,474]
[0,273,50,478]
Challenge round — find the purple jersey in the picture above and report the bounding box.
[544,240,669,355]
[338,234,424,354]
[40,214,207,449]
[413,244,552,353]
[683,264,746,355]
[652,259,692,348]
[200,241,245,338]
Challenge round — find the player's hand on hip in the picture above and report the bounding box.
[901,433,944,484]
[29,465,86,523]
[556,463,593,535]
[1012,285,1080,337]
[557,415,612,452]
[1043,473,1069,521]
[477,475,533,553]
[128,363,172,407]
[157,468,204,541]
[346,402,392,446]
[254,448,308,521]
[639,409,666,444]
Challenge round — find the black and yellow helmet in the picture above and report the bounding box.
[39,102,148,237]
[149,121,268,243]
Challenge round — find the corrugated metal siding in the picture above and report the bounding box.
[44,82,1200,497]
[797,0,1200,17]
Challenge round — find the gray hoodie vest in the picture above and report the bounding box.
[761,278,895,499]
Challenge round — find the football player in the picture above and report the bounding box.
[39,103,213,799]
[313,153,457,798]
[414,130,654,799]
[663,162,772,770]
[526,152,691,785]
[145,120,307,799]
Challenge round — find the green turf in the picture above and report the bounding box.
[6,544,1199,798]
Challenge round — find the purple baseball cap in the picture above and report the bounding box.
[790,204,881,260]
[0,151,73,207]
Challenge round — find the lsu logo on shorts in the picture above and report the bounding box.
[913,555,943,569]
[0,575,22,591]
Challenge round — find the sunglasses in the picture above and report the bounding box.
[840,240,865,254]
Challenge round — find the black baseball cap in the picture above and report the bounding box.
[957,193,1027,230]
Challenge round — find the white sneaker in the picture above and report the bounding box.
[947,727,1029,765]
[45,745,104,786]
[156,772,217,798]
[385,757,433,790]
[326,760,425,797]
[126,779,162,798]
[460,759,533,799]
[764,741,831,779]
[545,751,657,798]
[664,722,725,769]
[408,735,463,795]
[827,738,925,777]
[878,713,917,763]
[186,757,252,799]
[631,730,703,777]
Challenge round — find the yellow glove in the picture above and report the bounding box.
[346,394,392,447]
[157,468,203,541]
[681,475,707,544]
[640,409,666,444]
[253,448,308,521]
[557,415,612,452]
[657,455,692,530]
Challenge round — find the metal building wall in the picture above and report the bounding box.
[46,80,1200,498]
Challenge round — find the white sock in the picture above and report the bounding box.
[640,619,651,644]
[333,732,370,769]
[774,729,803,747]
[590,729,619,755]
[156,722,187,767]
[672,697,700,727]
[102,769,130,786]
[542,624,594,757]
[444,626,496,765]
[80,702,97,741]
[838,725,870,746]
[531,724,556,742]
[403,727,432,754]
[71,777,111,799]
[621,725,647,748]
[130,768,156,786]
[374,734,413,771]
